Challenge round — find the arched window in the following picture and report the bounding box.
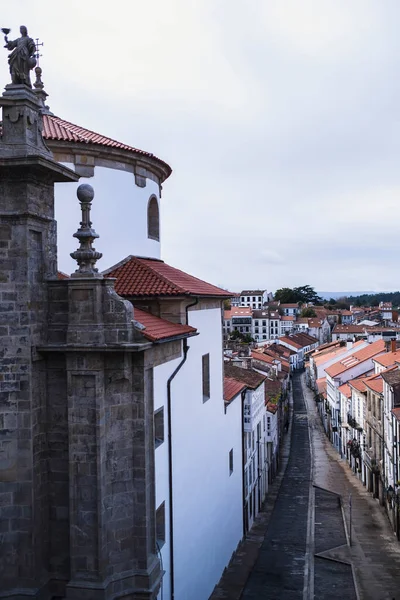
[147,196,160,241]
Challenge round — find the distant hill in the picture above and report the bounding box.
[318,291,377,300]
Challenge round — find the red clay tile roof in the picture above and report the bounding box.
[224,364,266,389]
[264,378,282,403]
[224,307,252,319]
[224,377,246,403]
[281,316,295,321]
[348,376,370,393]
[333,324,365,334]
[251,351,274,365]
[392,407,400,421]
[104,256,233,298]
[325,340,386,378]
[373,351,400,368]
[364,376,384,395]
[316,377,327,396]
[57,271,69,280]
[133,307,197,342]
[42,114,172,175]
[338,382,351,398]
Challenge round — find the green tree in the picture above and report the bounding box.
[300,307,316,318]
[274,285,322,305]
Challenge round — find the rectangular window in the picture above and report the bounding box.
[262,320,266,326]
[255,320,259,326]
[202,353,210,401]
[229,449,233,475]
[154,407,164,448]
[156,502,165,547]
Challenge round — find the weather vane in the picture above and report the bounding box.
[35,37,43,67]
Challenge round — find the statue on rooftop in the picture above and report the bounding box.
[3,26,36,87]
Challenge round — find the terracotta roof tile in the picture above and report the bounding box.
[325,340,386,378]
[348,376,370,393]
[224,377,246,403]
[316,377,327,395]
[104,256,233,298]
[264,378,282,404]
[224,307,252,319]
[373,351,400,368]
[251,351,274,365]
[392,407,400,421]
[133,307,197,342]
[42,114,171,174]
[224,364,266,389]
[333,324,365,333]
[364,376,384,395]
[57,271,69,280]
[338,382,352,398]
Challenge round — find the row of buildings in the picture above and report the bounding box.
[223,303,331,345]
[307,339,400,539]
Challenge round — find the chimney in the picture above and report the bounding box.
[385,340,391,352]
[391,339,397,353]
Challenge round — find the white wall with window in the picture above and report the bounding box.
[56,166,161,273]
[243,381,268,531]
[154,305,243,600]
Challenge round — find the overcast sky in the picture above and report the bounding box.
[2,1,400,293]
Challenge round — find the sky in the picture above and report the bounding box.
[2,0,400,293]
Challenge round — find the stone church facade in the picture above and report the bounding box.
[0,77,169,599]
[0,64,243,600]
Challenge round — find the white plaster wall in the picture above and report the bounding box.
[154,355,182,600]
[154,307,243,600]
[172,307,243,600]
[54,165,161,275]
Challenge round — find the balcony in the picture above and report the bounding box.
[347,412,363,432]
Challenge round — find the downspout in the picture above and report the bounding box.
[167,297,199,600]
[241,389,246,538]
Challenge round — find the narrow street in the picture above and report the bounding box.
[212,372,400,600]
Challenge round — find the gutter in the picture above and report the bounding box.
[166,297,199,600]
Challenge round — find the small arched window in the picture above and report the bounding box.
[147,195,160,241]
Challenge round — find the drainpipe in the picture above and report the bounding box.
[166,297,198,600]
[241,389,246,537]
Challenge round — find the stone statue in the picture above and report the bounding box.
[3,26,36,87]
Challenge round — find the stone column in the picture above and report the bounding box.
[63,186,161,599]
[0,84,78,597]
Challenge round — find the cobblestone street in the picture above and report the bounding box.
[211,372,400,600]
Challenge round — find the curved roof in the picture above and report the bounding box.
[42,114,172,177]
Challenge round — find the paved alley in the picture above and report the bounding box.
[211,372,400,600]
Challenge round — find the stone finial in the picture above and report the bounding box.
[33,65,53,114]
[70,184,103,277]
[33,65,44,90]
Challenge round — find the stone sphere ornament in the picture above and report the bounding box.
[77,183,94,204]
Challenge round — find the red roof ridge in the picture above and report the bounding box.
[104,255,233,298]
[108,255,185,294]
[45,114,156,159]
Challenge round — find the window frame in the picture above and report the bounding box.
[202,353,210,402]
